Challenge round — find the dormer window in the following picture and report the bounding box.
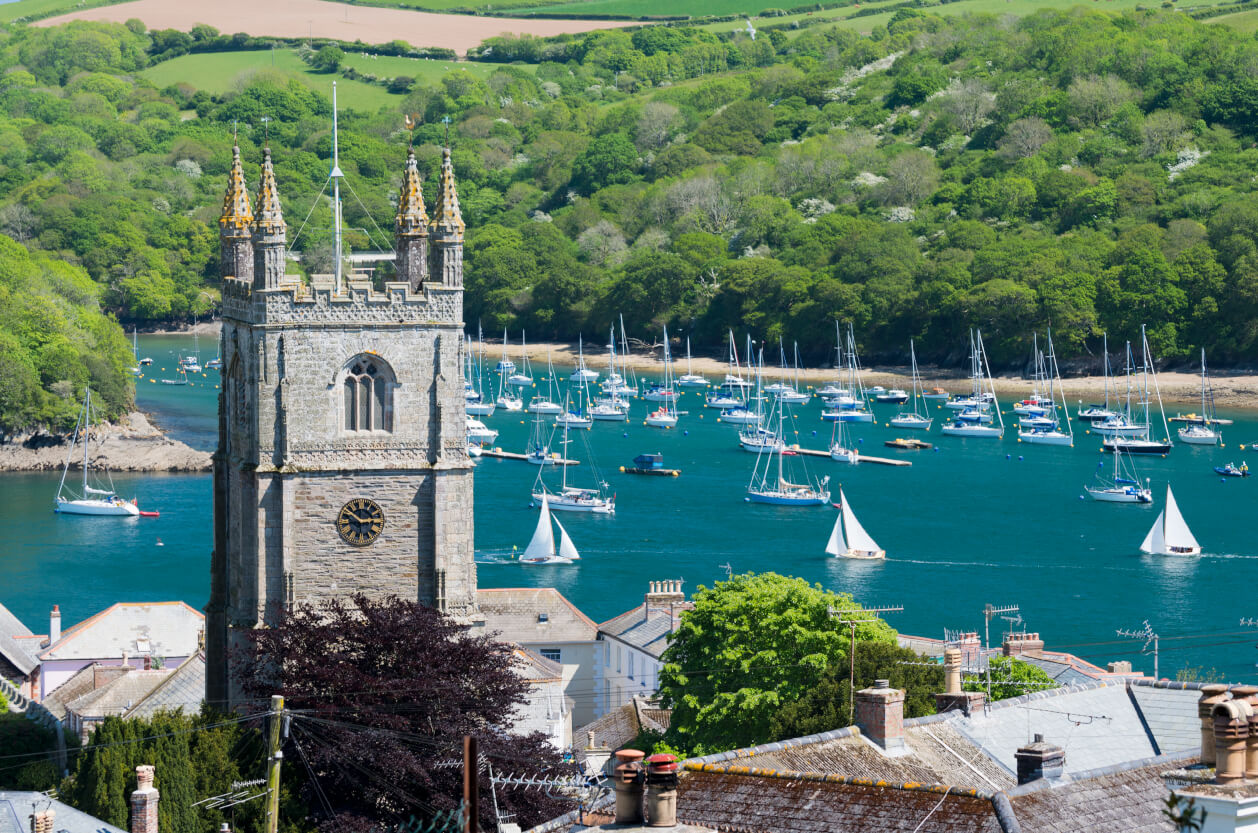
[343,356,395,432]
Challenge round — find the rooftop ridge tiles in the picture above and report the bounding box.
[1125,678,1162,754]
[125,653,203,718]
[597,603,646,631]
[1004,749,1200,798]
[1126,678,1249,691]
[683,726,859,765]
[683,762,997,799]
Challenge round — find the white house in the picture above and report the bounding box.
[510,648,572,751]
[597,581,692,714]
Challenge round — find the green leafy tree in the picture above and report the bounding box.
[570,133,640,194]
[657,573,897,756]
[964,656,1058,701]
[311,46,345,73]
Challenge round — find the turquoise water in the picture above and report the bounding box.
[4,334,1258,681]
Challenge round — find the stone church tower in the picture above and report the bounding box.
[205,138,478,710]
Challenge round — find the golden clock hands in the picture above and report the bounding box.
[344,511,372,524]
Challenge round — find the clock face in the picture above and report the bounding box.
[337,498,385,547]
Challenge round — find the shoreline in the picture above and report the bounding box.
[0,412,212,473]
[499,340,1258,411]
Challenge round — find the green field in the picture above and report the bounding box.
[339,51,533,82]
[1206,6,1258,29]
[141,49,462,110]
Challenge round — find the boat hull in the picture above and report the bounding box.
[1086,486,1152,503]
[54,498,140,517]
[746,490,831,506]
[941,424,1003,438]
[466,402,495,416]
[719,411,762,425]
[835,548,885,560]
[1103,439,1172,454]
[678,377,708,388]
[888,416,932,430]
[530,492,614,514]
[527,401,564,414]
[1178,428,1220,445]
[645,414,678,428]
[555,415,592,429]
[1018,431,1073,446]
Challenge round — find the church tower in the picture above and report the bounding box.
[206,133,478,711]
[219,141,253,284]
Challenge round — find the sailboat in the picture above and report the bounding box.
[825,489,884,559]
[941,331,1003,438]
[135,328,152,367]
[466,327,496,416]
[678,336,709,388]
[179,331,202,374]
[495,329,516,375]
[645,327,679,428]
[779,343,811,405]
[1095,341,1150,438]
[571,335,599,383]
[719,344,763,426]
[643,329,679,405]
[54,389,141,517]
[525,407,556,465]
[508,332,534,387]
[705,332,746,409]
[1012,335,1052,418]
[829,416,858,463]
[1086,447,1152,503]
[889,339,932,430]
[463,335,479,402]
[532,404,615,513]
[527,353,564,415]
[1104,326,1171,454]
[1140,485,1201,555]
[1177,349,1220,446]
[1078,333,1118,423]
[556,374,593,429]
[817,323,846,398]
[765,339,793,395]
[747,391,830,506]
[601,325,633,397]
[519,494,581,564]
[160,368,189,386]
[1018,330,1073,446]
[823,326,872,423]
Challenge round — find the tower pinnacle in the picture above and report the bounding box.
[396,148,428,236]
[254,147,285,237]
[429,147,464,242]
[253,146,287,290]
[219,143,254,231]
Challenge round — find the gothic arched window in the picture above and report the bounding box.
[342,357,394,432]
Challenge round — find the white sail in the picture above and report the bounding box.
[1162,486,1200,552]
[1141,511,1165,555]
[555,516,580,561]
[825,511,846,557]
[522,494,555,560]
[840,490,881,553]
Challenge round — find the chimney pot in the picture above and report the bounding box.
[1231,686,1258,779]
[644,754,679,827]
[1199,684,1232,767]
[1015,736,1065,785]
[612,750,645,825]
[1214,700,1253,784]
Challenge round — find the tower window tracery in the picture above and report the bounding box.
[342,357,394,432]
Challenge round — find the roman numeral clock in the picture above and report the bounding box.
[337,498,385,547]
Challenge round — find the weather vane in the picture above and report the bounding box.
[404,114,417,149]
[232,119,238,144]
[442,115,451,146]
[260,116,271,147]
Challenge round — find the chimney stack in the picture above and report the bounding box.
[934,647,985,716]
[1015,735,1066,785]
[1214,700,1253,785]
[1001,632,1044,658]
[612,749,645,825]
[1199,684,1232,766]
[644,754,679,827]
[130,764,159,833]
[855,680,905,753]
[49,605,60,646]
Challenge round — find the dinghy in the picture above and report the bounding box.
[825,489,885,560]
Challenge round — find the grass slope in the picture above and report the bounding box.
[0,0,116,22]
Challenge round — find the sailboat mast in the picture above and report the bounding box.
[82,388,90,493]
[1102,333,1111,410]
[331,82,344,295]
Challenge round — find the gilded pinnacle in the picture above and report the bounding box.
[429,147,464,239]
[219,144,253,231]
[254,147,285,237]
[396,148,428,236]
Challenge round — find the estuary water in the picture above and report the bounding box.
[5,334,1258,681]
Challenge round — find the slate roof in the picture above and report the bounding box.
[515,648,564,683]
[1019,652,1113,687]
[1126,680,1204,755]
[477,589,598,644]
[0,792,125,833]
[599,601,694,659]
[42,665,120,720]
[66,669,175,719]
[576,698,668,752]
[124,653,205,718]
[40,602,203,662]
[0,603,39,676]
[676,768,1006,833]
[1007,752,1197,833]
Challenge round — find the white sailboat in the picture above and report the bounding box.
[817,322,846,398]
[519,494,581,564]
[1086,447,1152,503]
[527,353,564,414]
[889,339,932,431]
[467,328,496,416]
[645,326,679,428]
[1140,486,1201,556]
[532,403,615,513]
[495,333,524,412]
[525,407,556,465]
[495,329,516,375]
[509,332,534,387]
[719,343,763,425]
[747,389,830,506]
[941,331,1004,438]
[829,417,859,463]
[179,332,202,374]
[135,328,152,367]
[778,343,811,405]
[1018,330,1073,446]
[825,489,884,559]
[571,334,599,383]
[738,353,779,450]
[1103,326,1171,455]
[678,336,709,388]
[54,389,141,517]
[1177,349,1220,446]
[822,325,872,422]
[1078,333,1118,423]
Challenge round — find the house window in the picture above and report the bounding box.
[628,653,635,680]
[540,648,561,663]
[615,645,621,674]
[343,357,394,432]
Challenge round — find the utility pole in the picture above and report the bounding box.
[265,695,285,833]
[982,603,1019,652]
[829,605,904,726]
[1117,620,1160,680]
[463,735,479,833]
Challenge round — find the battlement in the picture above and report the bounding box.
[221,275,462,327]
